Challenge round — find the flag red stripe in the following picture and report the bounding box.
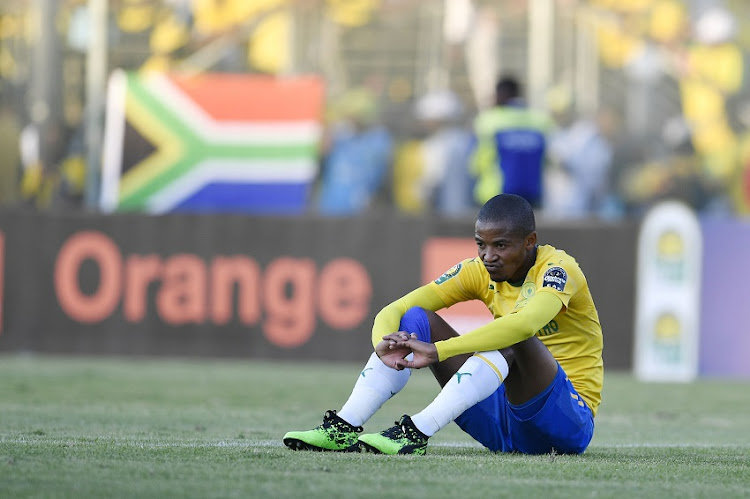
[170,74,324,122]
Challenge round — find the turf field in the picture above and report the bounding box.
[0,355,748,498]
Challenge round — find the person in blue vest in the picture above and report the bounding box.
[471,76,553,208]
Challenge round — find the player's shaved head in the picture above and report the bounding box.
[476,194,535,236]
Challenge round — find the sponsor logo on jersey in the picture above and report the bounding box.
[542,266,567,292]
[536,319,560,337]
[434,262,463,285]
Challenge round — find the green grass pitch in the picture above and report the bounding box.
[0,354,748,498]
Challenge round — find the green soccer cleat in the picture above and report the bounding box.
[357,415,429,455]
[283,410,362,452]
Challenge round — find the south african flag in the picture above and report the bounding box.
[100,71,323,214]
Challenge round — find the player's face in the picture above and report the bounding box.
[475,219,537,283]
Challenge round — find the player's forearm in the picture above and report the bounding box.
[434,313,537,360]
[371,302,406,348]
[371,286,446,348]
[434,292,562,361]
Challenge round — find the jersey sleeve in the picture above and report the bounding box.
[428,258,487,308]
[370,284,446,348]
[434,291,563,360]
[535,255,583,310]
[370,258,486,349]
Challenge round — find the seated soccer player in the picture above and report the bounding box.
[283,193,603,455]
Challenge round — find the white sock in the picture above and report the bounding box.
[338,352,412,427]
[411,351,509,437]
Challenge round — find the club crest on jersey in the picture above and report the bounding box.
[434,262,462,285]
[542,266,567,292]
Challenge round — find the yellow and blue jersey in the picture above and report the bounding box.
[428,245,604,416]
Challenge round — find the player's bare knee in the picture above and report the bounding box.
[499,347,515,368]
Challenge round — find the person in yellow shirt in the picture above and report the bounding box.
[283,193,603,455]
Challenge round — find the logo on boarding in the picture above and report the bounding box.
[542,266,568,292]
[434,262,462,285]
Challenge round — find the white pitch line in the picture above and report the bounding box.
[1,438,746,450]
[0,437,482,449]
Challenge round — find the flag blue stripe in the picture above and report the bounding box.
[171,182,311,215]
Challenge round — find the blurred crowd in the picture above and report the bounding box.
[587,0,750,218]
[313,77,624,220]
[1,0,750,219]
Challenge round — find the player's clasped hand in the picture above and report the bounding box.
[383,332,415,346]
[379,332,440,370]
[374,332,414,370]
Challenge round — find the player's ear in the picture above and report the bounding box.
[525,231,537,249]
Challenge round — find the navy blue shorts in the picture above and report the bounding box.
[453,364,594,454]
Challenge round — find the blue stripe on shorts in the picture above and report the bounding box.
[453,363,594,454]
